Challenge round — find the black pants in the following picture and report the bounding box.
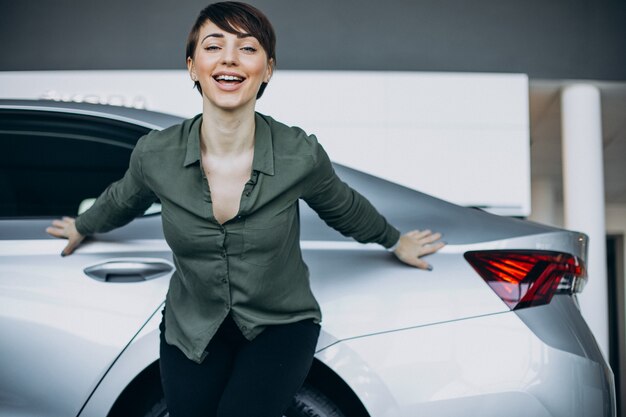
[159,310,321,417]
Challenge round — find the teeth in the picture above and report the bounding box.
[215,75,243,81]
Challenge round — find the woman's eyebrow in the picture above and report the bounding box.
[201,33,224,42]
[201,32,253,43]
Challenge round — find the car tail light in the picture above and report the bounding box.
[464,250,587,310]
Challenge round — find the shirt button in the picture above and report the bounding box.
[222,278,227,283]
[221,252,226,258]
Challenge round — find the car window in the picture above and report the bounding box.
[0,108,155,218]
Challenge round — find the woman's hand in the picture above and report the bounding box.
[45,216,86,257]
[393,229,445,270]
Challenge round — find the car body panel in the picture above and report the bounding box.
[318,309,608,417]
[0,185,172,416]
[304,229,587,340]
[0,232,171,417]
[78,307,164,417]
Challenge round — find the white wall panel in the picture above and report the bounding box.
[0,70,530,215]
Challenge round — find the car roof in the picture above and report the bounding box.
[0,99,184,131]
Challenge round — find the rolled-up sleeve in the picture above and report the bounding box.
[75,136,157,236]
[301,137,400,249]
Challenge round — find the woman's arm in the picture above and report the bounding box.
[46,135,157,256]
[301,140,444,270]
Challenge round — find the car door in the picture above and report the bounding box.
[0,106,173,417]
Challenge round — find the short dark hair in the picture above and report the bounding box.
[186,2,276,99]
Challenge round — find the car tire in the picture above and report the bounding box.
[140,384,345,417]
[142,397,168,417]
[285,384,347,417]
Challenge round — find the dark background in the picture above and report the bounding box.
[1,0,625,80]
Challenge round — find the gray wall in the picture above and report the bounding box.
[1,0,625,80]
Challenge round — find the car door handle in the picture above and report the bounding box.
[84,259,174,283]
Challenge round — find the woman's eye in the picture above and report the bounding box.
[204,45,220,51]
[241,46,257,53]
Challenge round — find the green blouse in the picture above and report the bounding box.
[75,112,400,363]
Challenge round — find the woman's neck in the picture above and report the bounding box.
[200,101,256,156]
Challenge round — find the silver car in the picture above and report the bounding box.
[0,99,615,417]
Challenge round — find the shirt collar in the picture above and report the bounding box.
[183,114,202,167]
[183,113,275,176]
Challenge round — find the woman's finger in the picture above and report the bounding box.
[395,249,432,270]
[409,257,432,270]
[417,240,446,256]
[417,232,442,245]
[395,249,429,269]
[45,226,67,238]
[408,229,431,240]
[62,241,77,257]
[51,219,68,228]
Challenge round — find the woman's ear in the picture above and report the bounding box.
[187,57,197,81]
[264,58,274,83]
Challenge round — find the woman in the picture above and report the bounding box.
[46,2,444,416]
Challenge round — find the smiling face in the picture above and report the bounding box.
[187,21,273,113]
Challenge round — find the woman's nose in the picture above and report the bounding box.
[221,46,238,65]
